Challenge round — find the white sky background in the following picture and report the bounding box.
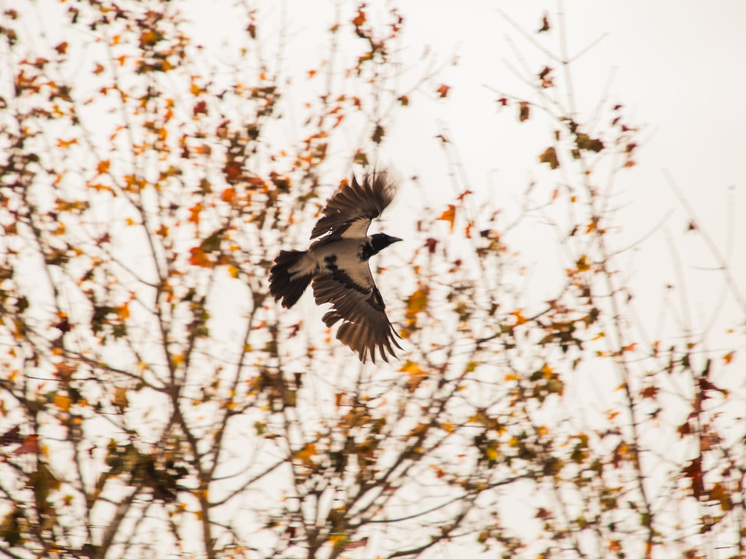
[180,0,746,327]
[182,0,746,364]
[184,2,746,553]
[8,0,745,555]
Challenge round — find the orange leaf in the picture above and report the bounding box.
[510,309,527,325]
[57,138,78,148]
[54,394,71,412]
[221,188,235,202]
[97,160,110,174]
[295,443,316,466]
[117,302,130,320]
[352,8,366,27]
[189,247,213,268]
[188,203,203,224]
[438,205,456,232]
[436,84,450,98]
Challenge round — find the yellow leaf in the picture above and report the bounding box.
[405,288,428,320]
[54,393,71,412]
[399,360,424,375]
[295,444,316,466]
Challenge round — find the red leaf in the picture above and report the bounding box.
[14,434,40,456]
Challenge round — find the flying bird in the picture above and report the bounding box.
[269,170,402,363]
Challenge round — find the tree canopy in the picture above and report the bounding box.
[0,1,744,558]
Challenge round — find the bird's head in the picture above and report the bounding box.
[369,233,402,256]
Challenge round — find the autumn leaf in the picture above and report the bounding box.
[438,204,456,232]
[352,7,366,27]
[57,138,78,148]
[0,426,21,446]
[436,84,450,98]
[405,288,428,320]
[112,387,128,410]
[424,237,438,254]
[14,435,40,456]
[353,149,369,166]
[538,14,551,32]
[683,457,704,499]
[575,133,604,152]
[538,66,553,88]
[188,203,203,224]
[54,394,71,412]
[221,187,235,202]
[399,360,424,375]
[539,146,559,169]
[295,444,316,467]
[510,309,527,325]
[193,100,207,116]
[189,247,213,268]
[518,101,530,122]
[54,362,75,381]
[117,302,130,320]
[371,123,385,144]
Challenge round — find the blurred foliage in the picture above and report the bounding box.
[0,1,743,558]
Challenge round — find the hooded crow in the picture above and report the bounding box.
[269,170,402,363]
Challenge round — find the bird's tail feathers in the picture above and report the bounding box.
[269,250,312,308]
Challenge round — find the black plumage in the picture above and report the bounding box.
[269,170,402,363]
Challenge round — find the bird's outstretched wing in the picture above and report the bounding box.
[312,266,401,363]
[310,170,397,242]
